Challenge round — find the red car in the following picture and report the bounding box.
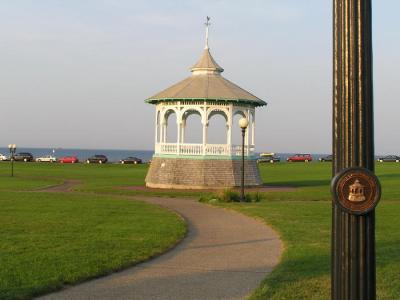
[287,154,313,162]
[58,156,79,163]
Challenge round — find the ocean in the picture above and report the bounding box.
[0,147,331,163]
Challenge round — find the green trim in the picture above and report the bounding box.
[153,153,257,161]
[145,97,267,107]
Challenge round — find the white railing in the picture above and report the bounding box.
[160,143,178,154]
[205,144,229,155]
[180,144,203,155]
[155,143,254,156]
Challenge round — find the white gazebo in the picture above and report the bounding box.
[145,19,267,189]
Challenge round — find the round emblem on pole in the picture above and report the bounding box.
[331,167,381,215]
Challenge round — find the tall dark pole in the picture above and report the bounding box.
[8,145,16,177]
[332,0,378,299]
[241,127,245,202]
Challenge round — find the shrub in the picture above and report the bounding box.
[198,189,265,203]
[219,188,240,202]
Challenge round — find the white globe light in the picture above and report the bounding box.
[239,117,249,129]
[8,144,12,149]
[12,144,16,149]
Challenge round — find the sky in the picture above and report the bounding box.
[0,0,399,154]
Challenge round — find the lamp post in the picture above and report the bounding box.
[332,0,380,298]
[8,144,16,177]
[239,117,249,202]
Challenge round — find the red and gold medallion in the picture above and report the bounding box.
[331,168,381,215]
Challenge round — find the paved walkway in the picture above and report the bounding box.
[38,196,282,300]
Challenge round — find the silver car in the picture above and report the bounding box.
[0,153,9,161]
[36,155,57,163]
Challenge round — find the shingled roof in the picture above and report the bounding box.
[145,47,266,107]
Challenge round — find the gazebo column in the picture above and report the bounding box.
[177,121,181,154]
[163,122,167,143]
[159,121,163,144]
[227,110,233,155]
[245,110,250,155]
[251,113,255,146]
[155,110,159,145]
[181,120,186,143]
[202,122,208,155]
[226,124,231,155]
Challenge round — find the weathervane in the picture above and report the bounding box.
[204,16,211,49]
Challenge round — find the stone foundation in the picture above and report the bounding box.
[145,156,263,189]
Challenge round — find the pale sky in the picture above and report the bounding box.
[1,1,399,154]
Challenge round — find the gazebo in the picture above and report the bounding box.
[145,19,267,189]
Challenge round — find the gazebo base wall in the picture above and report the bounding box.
[145,156,262,189]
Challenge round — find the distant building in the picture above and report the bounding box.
[145,19,266,189]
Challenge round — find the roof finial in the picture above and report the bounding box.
[204,16,211,49]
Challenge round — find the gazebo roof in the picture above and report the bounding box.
[146,47,266,107]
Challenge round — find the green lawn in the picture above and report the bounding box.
[0,161,399,299]
[219,162,400,299]
[0,163,186,300]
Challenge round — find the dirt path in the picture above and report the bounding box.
[38,185,282,300]
[38,180,81,192]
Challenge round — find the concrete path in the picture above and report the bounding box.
[38,197,282,300]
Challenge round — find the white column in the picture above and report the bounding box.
[202,122,207,155]
[177,121,181,154]
[155,110,158,145]
[181,120,186,143]
[251,111,255,146]
[202,107,207,155]
[228,105,233,155]
[163,123,167,143]
[246,110,250,156]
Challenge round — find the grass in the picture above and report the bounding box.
[0,162,186,300]
[0,161,399,299]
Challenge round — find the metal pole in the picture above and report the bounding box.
[9,148,14,177]
[332,0,377,299]
[241,127,245,202]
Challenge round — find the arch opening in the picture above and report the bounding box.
[183,112,202,144]
[232,111,247,146]
[207,112,228,144]
[165,110,177,143]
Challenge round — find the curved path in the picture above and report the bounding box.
[38,195,282,300]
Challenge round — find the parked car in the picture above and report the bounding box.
[36,155,57,163]
[377,155,400,163]
[120,157,143,164]
[0,153,9,161]
[287,154,313,162]
[257,153,281,163]
[13,152,34,162]
[86,155,108,164]
[58,156,79,163]
[319,155,333,162]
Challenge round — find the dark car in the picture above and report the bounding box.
[13,152,34,162]
[86,155,108,164]
[120,157,143,164]
[319,155,333,162]
[257,153,281,163]
[287,154,313,162]
[377,155,400,163]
